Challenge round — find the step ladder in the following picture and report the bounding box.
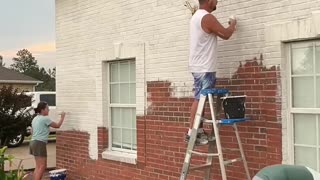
[180,88,250,180]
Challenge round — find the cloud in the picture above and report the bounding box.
[28,42,56,53]
[1,41,56,68]
[1,41,56,58]
[1,50,16,58]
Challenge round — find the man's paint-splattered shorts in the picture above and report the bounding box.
[192,72,216,100]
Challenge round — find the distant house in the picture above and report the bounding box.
[0,66,42,92]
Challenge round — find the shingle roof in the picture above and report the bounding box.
[0,66,42,84]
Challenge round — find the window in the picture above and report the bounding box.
[40,94,56,107]
[289,41,320,170]
[109,60,136,153]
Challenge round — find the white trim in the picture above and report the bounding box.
[313,42,317,109]
[287,43,294,164]
[110,104,136,108]
[111,146,137,154]
[102,150,137,164]
[316,114,319,171]
[102,57,135,63]
[291,74,320,77]
[25,91,56,94]
[99,41,145,162]
[288,40,320,170]
[111,126,136,130]
[108,59,137,153]
[110,82,136,84]
[0,80,42,84]
[106,62,112,152]
[290,108,320,114]
[294,144,318,148]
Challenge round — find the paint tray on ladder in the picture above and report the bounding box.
[221,95,246,119]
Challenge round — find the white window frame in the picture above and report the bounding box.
[107,58,137,154]
[287,40,320,170]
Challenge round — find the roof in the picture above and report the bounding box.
[0,66,42,84]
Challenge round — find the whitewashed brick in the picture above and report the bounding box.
[56,0,320,160]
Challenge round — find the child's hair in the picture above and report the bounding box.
[34,101,48,114]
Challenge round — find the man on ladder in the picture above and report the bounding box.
[187,0,237,144]
[181,1,250,179]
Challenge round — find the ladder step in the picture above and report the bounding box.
[189,150,219,157]
[201,117,216,124]
[189,163,212,171]
[224,158,243,165]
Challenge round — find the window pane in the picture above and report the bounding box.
[316,45,320,74]
[112,128,121,148]
[130,83,136,104]
[40,94,56,106]
[122,108,133,129]
[292,77,314,108]
[317,77,320,108]
[122,129,132,150]
[120,62,130,82]
[295,146,317,170]
[294,114,316,145]
[108,60,136,152]
[130,61,136,81]
[111,108,121,127]
[120,83,130,103]
[291,46,313,75]
[110,63,119,82]
[110,84,120,103]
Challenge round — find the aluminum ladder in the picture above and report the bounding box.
[179,88,250,180]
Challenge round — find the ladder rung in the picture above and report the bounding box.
[189,150,219,157]
[189,163,212,171]
[201,118,216,124]
[224,158,242,165]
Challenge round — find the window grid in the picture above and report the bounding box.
[289,41,320,171]
[109,60,136,154]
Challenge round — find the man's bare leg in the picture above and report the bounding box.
[187,100,207,145]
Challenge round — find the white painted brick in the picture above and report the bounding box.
[56,0,320,160]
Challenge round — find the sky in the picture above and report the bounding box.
[0,0,55,69]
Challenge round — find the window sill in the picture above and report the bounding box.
[102,150,137,164]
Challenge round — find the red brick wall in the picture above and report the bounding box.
[56,57,282,180]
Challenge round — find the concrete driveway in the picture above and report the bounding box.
[4,140,56,171]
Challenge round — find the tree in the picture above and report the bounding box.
[36,67,56,91]
[10,49,56,91]
[0,86,34,147]
[48,67,56,78]
[0,55,4,67]
[10,49,39,74]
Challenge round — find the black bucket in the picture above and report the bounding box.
[222,96,246,119]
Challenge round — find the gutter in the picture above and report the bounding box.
[0,80,43,84]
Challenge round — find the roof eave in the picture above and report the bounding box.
[0,80,43,84]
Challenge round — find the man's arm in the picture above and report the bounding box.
[202,14,236,40]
